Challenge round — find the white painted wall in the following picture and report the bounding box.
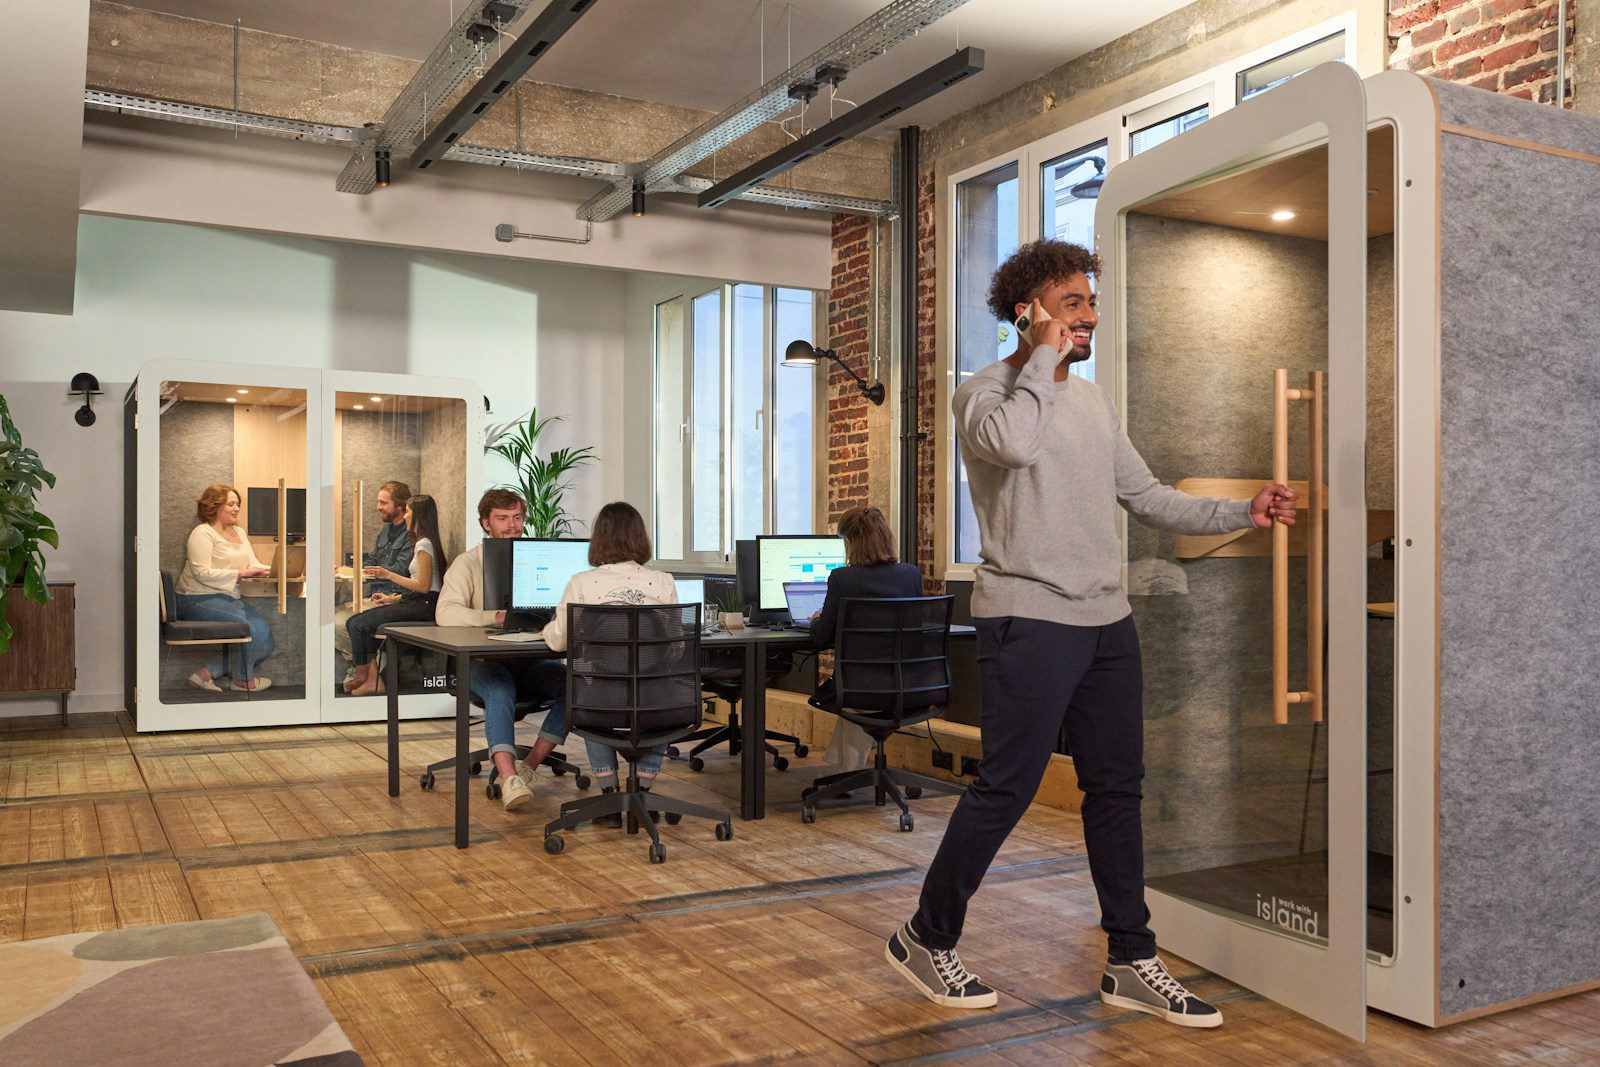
[0,214,631,717]
[81,116,834,290]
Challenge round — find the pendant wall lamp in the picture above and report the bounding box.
[783,340,885,405]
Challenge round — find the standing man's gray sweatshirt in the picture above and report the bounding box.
[955,344,1254,627]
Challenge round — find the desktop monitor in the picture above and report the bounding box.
[481,538,591,613]
[756,535,846,611]
[673,577,706,608]
[246,486,306,539]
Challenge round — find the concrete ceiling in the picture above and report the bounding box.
[114,0,1194,130]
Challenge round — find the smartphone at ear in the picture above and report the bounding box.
[1012,299,1051,338]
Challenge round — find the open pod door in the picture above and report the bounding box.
[1095,62,1370,1040]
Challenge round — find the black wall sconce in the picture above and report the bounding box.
[783,340,885,405]
[70,372,102,427]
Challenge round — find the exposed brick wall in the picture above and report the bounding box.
[1389,0,1575,102]
[825,214,873,523]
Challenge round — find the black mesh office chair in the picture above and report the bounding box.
[543,603,732,863]
[669,649,809,771]
[418,694,591,799]
[801,596,965,831]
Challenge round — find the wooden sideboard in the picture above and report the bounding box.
[0,582,76,724]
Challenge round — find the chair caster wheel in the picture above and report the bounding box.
[773,756,789,772]
[575,774,592,791]
[469,761,482,777]
[487,781,501,800]
[418,772,435,790]
[899,812,915,832]
[689,757,705,772]
[649,843,667,864]
[551,764,567,777]
[801,805,815,824]
[664,812,683,826]
[716,821,733,841]
[794,744,809,758]
[906,786,923,799]
[543,834,564,855]
[667,746,681,759]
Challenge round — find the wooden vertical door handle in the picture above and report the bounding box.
[1272,369,1321,724]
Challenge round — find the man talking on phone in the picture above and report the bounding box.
[885,239,1298,1028]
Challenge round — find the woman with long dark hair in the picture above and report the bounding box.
[347,494,450,696]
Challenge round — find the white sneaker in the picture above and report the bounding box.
[501,770,533,811]
[231,678,272,693]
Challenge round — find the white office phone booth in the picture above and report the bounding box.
[127,360,482,731]
[1098,63,1600,1035]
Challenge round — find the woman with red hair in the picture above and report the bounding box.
[174,484,276,693]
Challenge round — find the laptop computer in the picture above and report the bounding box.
[782,580,828,629]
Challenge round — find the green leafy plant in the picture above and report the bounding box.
[485,408,597,538]
[714,586,743,615]
[0,393,59,655]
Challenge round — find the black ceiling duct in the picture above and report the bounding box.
[697,48,984,210]
[410,0,601,174]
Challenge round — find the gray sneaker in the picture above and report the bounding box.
[885,922,998,1009]
[1101,956,1222,1028]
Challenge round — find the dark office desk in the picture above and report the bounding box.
[380,622,974,847]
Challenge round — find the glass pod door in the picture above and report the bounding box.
[137,364,321,730]
[1095,62,1370,1040]
[322,375,473,723]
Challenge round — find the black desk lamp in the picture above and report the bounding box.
[783,340,885,405]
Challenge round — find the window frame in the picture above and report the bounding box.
[652,281,824,571]
[936,12,1359,580]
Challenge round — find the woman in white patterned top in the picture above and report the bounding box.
[543,502,679,820]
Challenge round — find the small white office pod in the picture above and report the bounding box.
[1096,64,1600,1036]
[124,361,482,731]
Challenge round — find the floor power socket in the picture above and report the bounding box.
[930,749,953,771]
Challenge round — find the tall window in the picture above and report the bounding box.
[690,290,723,554]
[953,162,1018,566]
[655,284,818,563]
[1040,139,1110,385]
[653,299,686,561]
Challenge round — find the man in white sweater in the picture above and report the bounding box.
[436,489,566,811]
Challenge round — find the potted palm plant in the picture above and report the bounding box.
[484,408,597,537]
[0,393,58,656]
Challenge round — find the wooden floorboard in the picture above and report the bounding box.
[2,714,1598,1064]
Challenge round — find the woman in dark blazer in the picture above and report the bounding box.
[807,506,923,768]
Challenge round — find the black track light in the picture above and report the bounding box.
[632,181,646,217]
[375,150,391,188]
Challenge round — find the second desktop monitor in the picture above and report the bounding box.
[754,535,846,611]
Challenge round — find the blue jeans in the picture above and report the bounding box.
[176,593,275,682]
[468,659,567,756]
[585,741,666,782]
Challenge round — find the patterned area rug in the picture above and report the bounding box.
[0,913,363,1066]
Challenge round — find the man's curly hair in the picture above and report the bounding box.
[986,239,1101,322]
